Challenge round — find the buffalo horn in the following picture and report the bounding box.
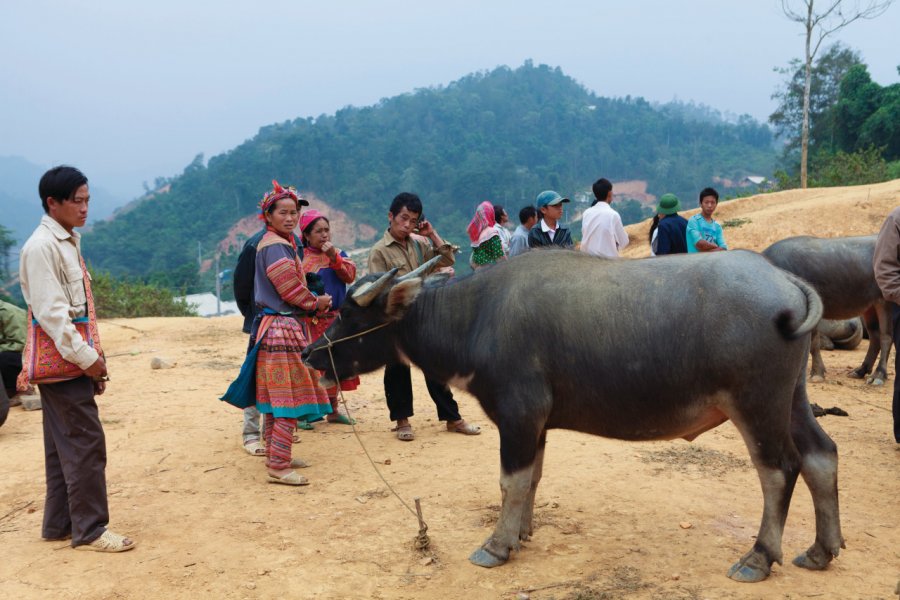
[351,268,398,307]
[396,255,442,282]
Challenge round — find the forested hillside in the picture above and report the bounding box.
[83,62,775,290]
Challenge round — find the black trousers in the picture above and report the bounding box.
[383,363,461,423]
[0,350,21,396]
[892,305,900,443]
[40,376,109,545]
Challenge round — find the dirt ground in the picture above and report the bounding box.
[1,181,899,599]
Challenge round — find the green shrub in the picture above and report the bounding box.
[809,146,888,187]
[887,160,900,180]
[90,271,197,318]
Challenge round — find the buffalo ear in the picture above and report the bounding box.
[385,279,423,319]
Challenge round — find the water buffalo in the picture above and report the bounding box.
[302,250,843,583]
[763,235,892,385]
[818,317,864,351]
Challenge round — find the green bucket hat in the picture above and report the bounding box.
[657,193,681,215]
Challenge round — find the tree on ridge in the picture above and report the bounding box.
[780,0,893,188]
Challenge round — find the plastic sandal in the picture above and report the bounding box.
[242,439,266,456]
[392,424,415,441]
[75,530,136,553]
[447,420,481,435]
[267,471,310,486]
[266,458,310,469]
[327,413,356,425]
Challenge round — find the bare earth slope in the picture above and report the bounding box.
[1,181,899,599]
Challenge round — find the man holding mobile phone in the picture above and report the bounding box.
[368,192,481,441]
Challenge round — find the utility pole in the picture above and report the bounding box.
[214,254,221,316]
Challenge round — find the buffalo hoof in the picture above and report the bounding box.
[809,374,825,383]
[727,551,772,583]
[727,562,770,583]
[866,375,885,386]
[792,543,837,571]
[469,546,508,568]
[847,369,865,380]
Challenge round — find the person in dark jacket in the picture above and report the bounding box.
[654,193,689,256]
[232,226,305,453]
[527,190,574,249]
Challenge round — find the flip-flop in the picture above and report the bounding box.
[296,420,315,430]
[447,420,481,435]
[267,471,310,486]
[327,414,356,425]
[242,439,266,456]
[391,424,415,441]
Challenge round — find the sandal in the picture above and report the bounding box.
[296,420,315,431]
[242,439,266,456]
[75,530,136,553]
[391,424,415,441]
[267,471,310,486]
[266,458,310,469]
[327,413,356,425]
[447,420,481,435]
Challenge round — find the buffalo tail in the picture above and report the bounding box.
[775,271,824,341]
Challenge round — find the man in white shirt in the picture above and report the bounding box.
[579,178,630,258]
[19,166,135,553]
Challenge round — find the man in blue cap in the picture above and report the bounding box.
[527,190,574,249]
[654,193,689,255]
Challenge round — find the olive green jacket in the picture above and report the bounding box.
[0,299,26,353]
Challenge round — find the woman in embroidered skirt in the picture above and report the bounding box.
[468,201,506,269]
[252,181,332,486]
[298,210,361,425]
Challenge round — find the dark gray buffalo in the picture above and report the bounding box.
[818,317,864,351]
[763,235,892,385]
[302,250,843,583]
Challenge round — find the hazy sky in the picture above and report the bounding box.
[2,1,898,200]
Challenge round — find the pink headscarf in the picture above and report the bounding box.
[299,209,326,233]
[467,201,497,247]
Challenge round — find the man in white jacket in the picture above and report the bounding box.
[579,178,629,258]
[19,166,135,553]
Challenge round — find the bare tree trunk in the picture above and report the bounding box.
[801,2,814,189]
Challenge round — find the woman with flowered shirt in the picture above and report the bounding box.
[468,201,506,269]
[250,181,332,485]
[299,210,359,425]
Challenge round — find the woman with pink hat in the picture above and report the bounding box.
[299,209,359,425]
[467,201,506,269]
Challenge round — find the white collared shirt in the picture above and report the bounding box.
[579,202,630,258]
[540,218,558,242]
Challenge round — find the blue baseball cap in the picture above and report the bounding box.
[536,190,570,208]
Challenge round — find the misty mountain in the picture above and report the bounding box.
[82,62,776,289]
[0,155,126,249]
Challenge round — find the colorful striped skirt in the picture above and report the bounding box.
[255,315,331,419]
[304,312,360,393]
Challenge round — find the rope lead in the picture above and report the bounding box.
[324,336,429,550]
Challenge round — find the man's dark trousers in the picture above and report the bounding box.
[0,350,22,397]
[40,375,109,545]
[383,363,461,422]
